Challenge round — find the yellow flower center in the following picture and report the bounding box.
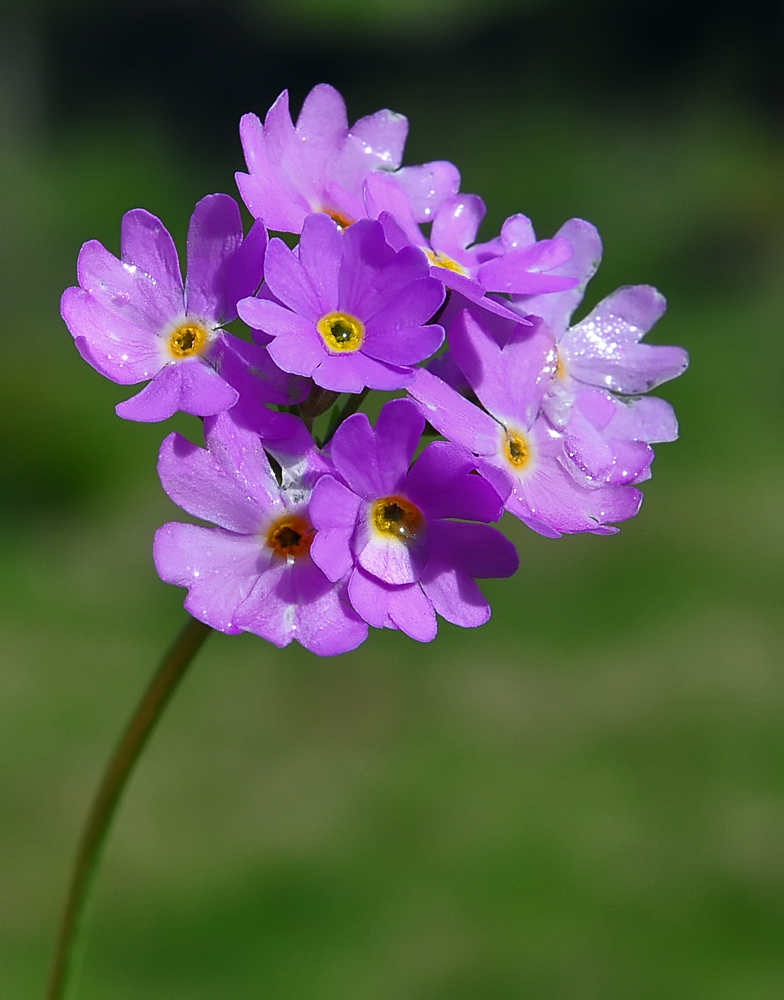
[371,496,425,542]
[424,248,467,275]
[504,429,532,469]
[317,311,365,353]
[168,322,209,359]
[266,514,314,560]
[556,350,567,381]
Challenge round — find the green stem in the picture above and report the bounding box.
[321,387,370,447]
[45,615,213,1000]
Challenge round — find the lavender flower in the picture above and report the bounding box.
[561,388,679,488]
[408,309,644,537]
[501,218,688,488]
[236,83,460,234]
[308,399,519,641]
[61,194,302,422]
[154,410,368,656]
[375,197,578,321]
[237,214,445,393]
[512,219,688,429]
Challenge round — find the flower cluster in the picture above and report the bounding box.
[62,83,687,656]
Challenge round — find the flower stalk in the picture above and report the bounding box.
[45,615,212,1000]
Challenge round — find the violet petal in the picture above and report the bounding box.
[430,194,486,264]
[386,582,437,641]
[262,236,326,321]
[115,359,237,422]
[62,286,161,384]
[120,208,184,319]
[419,557,490,629]
[392,161,461,223]
[313,351,411,393]
[157,428,275,534]
[448,309,556,428]
[185,194,245,324]
[404,441,505,523]
[154,523,266,634]
[426,520,520,580]
[513,218,602,332]
[407,367,500,457]
[347,567,390,629]
[77,239,176,334]
[222,218,268,321]
[331,400,423,498]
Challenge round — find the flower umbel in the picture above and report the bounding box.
[59,83,689,629]
[58,81,689,641]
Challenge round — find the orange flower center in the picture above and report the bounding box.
[323,208,354,230]
[266,514,315,560]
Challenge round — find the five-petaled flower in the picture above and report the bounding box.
[154,411,368,655]
[238,214,445,393]
[236,82,460,235]
[309,399,519,641]
[61,194,302,422]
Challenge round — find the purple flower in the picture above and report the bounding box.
[154,410,368,656]
[512,219,689,429]
[408,310,644,537]
[369,196,577,326]
[237,214,446,393]
[562,388,679,488]
[236,83,460,234]
[500,219,687,487]
[61,194,300,422]
[308,399,519,641]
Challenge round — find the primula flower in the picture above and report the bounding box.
[409,310,643,537]
[308,399,519,641]
[512,219,688,429]
[500,218,687,487]
[61,194,300,422]
[374,197,578,321]
[236,83,460,234]
[561,388,679,488]
[154,410,368,656]
[237,214,445,393]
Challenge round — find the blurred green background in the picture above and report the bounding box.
[1,0,783,997]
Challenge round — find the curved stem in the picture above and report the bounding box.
[45,615,213,1000]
